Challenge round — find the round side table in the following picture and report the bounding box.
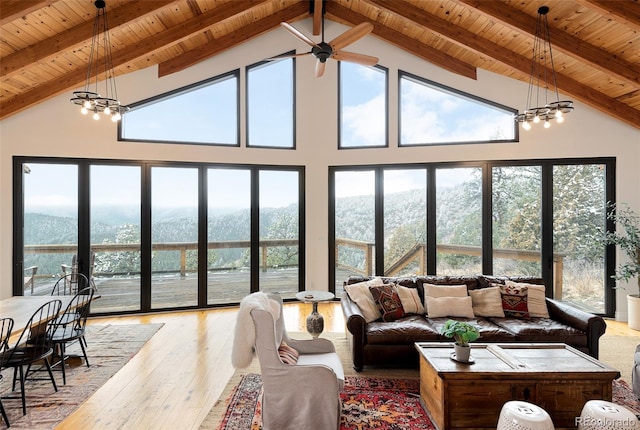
[295,291,335,338]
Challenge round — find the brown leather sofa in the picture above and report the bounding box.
[341,275,607,372]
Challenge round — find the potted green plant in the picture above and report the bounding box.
[440,319,480,363]
[603,203,640,329]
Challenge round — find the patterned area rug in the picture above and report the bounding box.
[0,323,163,430]
[213,374,640,430]
[217,374,434,430]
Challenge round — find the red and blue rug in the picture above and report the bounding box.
[215,374,640,430]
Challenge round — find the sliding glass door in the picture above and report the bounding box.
[14,158,305,314]
[20,162,78,296]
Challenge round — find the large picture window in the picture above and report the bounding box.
[330,158,615,316]
[399,71,517,146]
[246,57,295,148]
[120,70,240,146]
[339,63,388,148]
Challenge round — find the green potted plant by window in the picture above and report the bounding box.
[440,319,480,363]
[603,203,640,330]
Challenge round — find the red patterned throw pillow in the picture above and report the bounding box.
[278,343,299,365]
[369,284,405,322]
[499,283,529,318]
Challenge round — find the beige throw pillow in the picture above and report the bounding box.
[396,285,425,315]
[469,287,505,317]
[344,277,385,322]
[423,283,468,315]
[505,281,550,318]
[425,296,475,318]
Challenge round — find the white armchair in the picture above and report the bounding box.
[242,292,344,430]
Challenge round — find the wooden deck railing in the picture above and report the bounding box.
[25,238,565,298]
[335,239,565,299]
[24,239,299,278]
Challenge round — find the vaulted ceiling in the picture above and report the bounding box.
[1,0,639,129]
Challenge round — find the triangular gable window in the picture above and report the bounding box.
[399,71,517,146]
[120,70,239,146]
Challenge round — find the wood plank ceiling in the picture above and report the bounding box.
[1,0,639,129]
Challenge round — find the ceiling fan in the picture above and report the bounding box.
[274,9,378,77]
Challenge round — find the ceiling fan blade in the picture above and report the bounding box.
[315,60,326,78]
[329,22,373,51]
[332,50,378,66]
[281,22,318,48]
[265,52,313,61]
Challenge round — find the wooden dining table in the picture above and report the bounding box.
[0,295,74,338]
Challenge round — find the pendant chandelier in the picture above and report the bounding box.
[515,6,573,130]
[70,0,128,122]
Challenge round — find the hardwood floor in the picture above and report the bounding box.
[57,301,344,430]
[56,304,634,429]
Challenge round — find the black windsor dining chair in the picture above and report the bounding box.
[0,300,62,415]
[49,286,95,384]
[0,317,14,427]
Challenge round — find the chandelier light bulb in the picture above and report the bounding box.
[83,100,91,109]
[533,115,540,123]
[523,121,531,131]
[557,115,564,124]
[104,106,111,115]
[81,107,88,115]
[113,111,122,121]
[544,120,551,129]
[93,111,100,120]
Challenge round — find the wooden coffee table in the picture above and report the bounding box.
[415,342,620,430]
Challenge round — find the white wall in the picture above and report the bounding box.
[1,20,639,315]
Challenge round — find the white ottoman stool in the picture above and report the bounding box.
[578,400,639,430]
[497,400,555,430]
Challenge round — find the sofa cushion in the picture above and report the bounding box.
[396,285,425,315]
[427,317,517,342]
[366,315,439,344]
[344,277,385,322]
[370,284,405,322]
[499,284,530,318]
[505,281,550,318]
[469,286,505,317]
[487,317,587,348]
[425,296,475,318]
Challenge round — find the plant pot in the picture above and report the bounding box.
[628,294,640,331]
[454,343,471,362]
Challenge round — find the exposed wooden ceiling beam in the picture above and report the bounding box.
[1,0,177,78]
[325,2,477,80]
[313,0,322,36]
[366,0,640,129]
[575,0,640,32]
[0,0,50,26]
[157,2,309,77]
[0,0,272,119]
[455,0,640,88]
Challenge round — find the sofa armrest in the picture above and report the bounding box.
[340,292,366,371]
[546,298,606,358]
